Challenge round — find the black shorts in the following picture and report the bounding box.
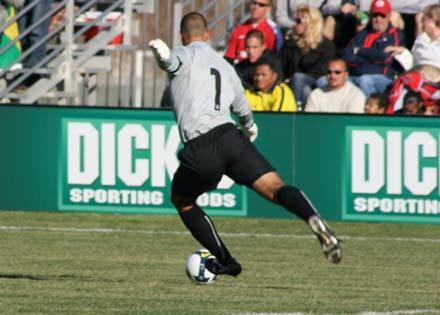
[172,123,275,198]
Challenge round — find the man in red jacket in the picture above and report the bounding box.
[342,0,405,97]
[224,0,283,64]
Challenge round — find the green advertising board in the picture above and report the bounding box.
[1,104,440,224]
[59,118,247,216]
[344,126,440,223]
[292,114,440,224]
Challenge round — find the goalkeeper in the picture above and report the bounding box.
[149,12,342,277]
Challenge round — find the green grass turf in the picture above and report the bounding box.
[0,210,439,315]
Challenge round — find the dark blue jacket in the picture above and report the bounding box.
[342,24,405,79]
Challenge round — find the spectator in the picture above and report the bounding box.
[321,1,358,50]
[384,5,440,114]
[385,4,440,69]
[342,0,405,98]
[245,56,297,112]
[423,100,440,115]
[355,8,405,33]
[365,92,387,113]
[275,0,300,31]
[355,10,370,33]
[386,65,440,113]
[394,90,424,115]
[275,0,358,50]
[224,0,283,64]
[357,0,438,48]
[305,58,365,112]
[18,0,53,84]
[412,4,440,68]
[1,0,23,11]
[0,0,24,72]
[280,5,335,108]
[235,29,282,89]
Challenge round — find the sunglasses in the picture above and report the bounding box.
[251,1,270,8]
[372,13,386,18]
[295,18,305,24]
[327,70,344,75]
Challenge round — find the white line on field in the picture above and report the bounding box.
[359,310,440,315]
[234,310,440,315]
[0,225,440,243]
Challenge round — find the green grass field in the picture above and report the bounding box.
[0,210,439,315]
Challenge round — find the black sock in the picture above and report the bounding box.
[275,186,318,222]
[178,204,232,263]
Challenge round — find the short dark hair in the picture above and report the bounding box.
[253,55,283,83]
[254,56,278,73]
[180,12,208,37]
[404,91,423,104]
[327,58,348,72]
[368,92,388,110]
[245,29,265,44]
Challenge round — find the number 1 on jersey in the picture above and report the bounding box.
[210,68,221,111]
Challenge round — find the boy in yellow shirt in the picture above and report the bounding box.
[245,57,297,112]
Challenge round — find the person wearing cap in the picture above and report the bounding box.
[342,0,405,98]
[357,0,438,49]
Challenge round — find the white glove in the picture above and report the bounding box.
[242,123,258,142]
[149,39,171,62]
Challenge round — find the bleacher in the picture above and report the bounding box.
[0,0,248,107]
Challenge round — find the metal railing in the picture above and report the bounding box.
[174,0,248,48]
[0,0,250,107]
[0,0,133,105]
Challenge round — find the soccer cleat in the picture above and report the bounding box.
[205,257,242,277]
[308,215,342,264]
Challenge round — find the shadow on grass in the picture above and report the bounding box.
[0,273,124,282]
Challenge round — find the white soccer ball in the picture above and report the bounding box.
[185,248,217,284]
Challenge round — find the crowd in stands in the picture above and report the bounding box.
[224,0,440,115]
[2,0,438,113]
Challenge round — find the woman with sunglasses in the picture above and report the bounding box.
[280,5,335,109]
[276,0,358,49]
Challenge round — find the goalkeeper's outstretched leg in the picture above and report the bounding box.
[251,171,342,264]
